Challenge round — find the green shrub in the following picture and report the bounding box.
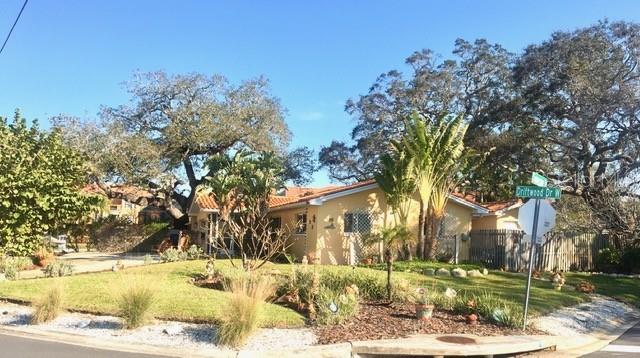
[1,256,33,280]
[118,279,155,329]
[143,254,154,265]
[596,247,621,273]
[44,261,73,277]
[217,275,276,347]
[319,269,411,301]
[472,291,523,328]
[620,248,640,274]
[143,222,169,236]
[31,285,63,324]
[186,245,204,260]
[159,248,188,262]
[315,286,359,325]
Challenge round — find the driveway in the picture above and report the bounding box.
[0,332,168,358]
[19,252,158,279]
[585,321,640,357]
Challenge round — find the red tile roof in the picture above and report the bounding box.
[194,180,484,212]
[481,199,522,212]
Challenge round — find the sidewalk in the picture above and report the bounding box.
[19,252,156,279]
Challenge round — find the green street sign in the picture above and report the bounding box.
[531,172,548,187]
[516,186,561,199]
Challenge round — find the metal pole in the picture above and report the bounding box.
[523,198,541,330]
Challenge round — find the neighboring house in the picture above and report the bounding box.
[84,184,155,224]
[189,180,488,265]
[472,199,524,231]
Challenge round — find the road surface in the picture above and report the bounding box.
[0,332,169,358]
[584,321,640,357]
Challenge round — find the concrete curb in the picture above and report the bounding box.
[0,324,556,358]
[0,325,233,357]
[532,317,640,357]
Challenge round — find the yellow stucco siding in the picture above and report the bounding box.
[472,208,520,231]
[268,206,318,262]
[313,187,474,265]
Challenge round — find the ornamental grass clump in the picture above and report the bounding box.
[31,284,63,324]
[217,275,276,348]
[315,286,360,325]
[117,278,155,329]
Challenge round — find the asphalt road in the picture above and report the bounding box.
[584,321,640,357]
[0,333,170,358]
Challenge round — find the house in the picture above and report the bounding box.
[471,199,524,231]
[189,180,488,265]
[83,184,155,224]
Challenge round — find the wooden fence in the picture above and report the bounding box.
[469,229,608,272]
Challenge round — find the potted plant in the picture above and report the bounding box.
[412,288,434,321]
[33,247,54,267]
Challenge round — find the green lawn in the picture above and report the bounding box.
[565,273,640,308]
[0,260,304,328]
[0,259,595,327]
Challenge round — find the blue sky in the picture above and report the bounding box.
[1,0,639,186]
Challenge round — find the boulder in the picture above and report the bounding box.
[423,268,435,276]
[435,268,451,276]
[451,268,467,277]
[467,269,483,277]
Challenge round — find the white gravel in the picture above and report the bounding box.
[531,294,640,336]
[0,301,316,352]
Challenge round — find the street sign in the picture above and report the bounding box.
[531,172,548,187]
[518,199,556,242]
[519,197,557,331]
[516,186,561,199]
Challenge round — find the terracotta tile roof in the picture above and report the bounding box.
[481,199,522,212]
[194,179,484,212]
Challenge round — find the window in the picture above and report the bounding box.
[295,213,307,234]
[270,217,282,230]
[344,212,372,234]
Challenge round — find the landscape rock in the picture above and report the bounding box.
[451,268,467,277]
[482,268,489,275]
[163,324,184,336]
[423,268,435,276]
[467,270,483,277]
[435,268,451,276]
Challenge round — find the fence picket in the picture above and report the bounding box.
[470,229,606,272]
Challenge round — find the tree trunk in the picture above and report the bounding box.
[384,247,393,302]
[417,199,425,260]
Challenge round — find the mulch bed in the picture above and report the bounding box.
[313,301,541,344]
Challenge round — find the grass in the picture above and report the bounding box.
[31,284,63,324]
[367,260,482,273]
[0,259,596,327]
[0,260,304,328]
[217,275,276,347]
[565,273,640,308]
[118,277,155,329]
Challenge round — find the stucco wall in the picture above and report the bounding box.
[472,208,521,231]
[314,187,474,265]
[268,206,318,263]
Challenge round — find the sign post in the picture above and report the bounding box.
[516,172,558,330]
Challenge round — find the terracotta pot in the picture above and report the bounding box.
[37,258,49,267]
[415,303,434,321]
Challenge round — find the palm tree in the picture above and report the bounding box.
[401,113,467,259]
[370,145,415,301]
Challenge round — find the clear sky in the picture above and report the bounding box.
[1,0,639,186]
